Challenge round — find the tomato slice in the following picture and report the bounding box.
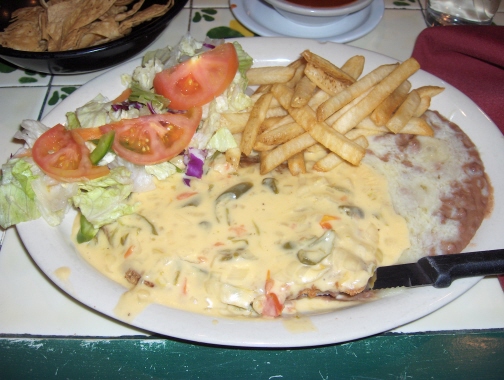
[153,43,239,110]
[100,107,202,165]
[262,293,284,317]
[32,124,110,182]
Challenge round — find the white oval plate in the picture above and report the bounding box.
[230,0,384,42]
[17,38,504,348]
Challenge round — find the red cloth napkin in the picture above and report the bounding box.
[413,26,504,291]
[411,26,504,134]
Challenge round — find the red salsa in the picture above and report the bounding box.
[284,0,356,8]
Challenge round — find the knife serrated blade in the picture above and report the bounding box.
[370,249,504,290]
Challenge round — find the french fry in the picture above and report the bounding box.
[257,122,305,145]
[330,57,421,135]
[271,83,366,166]
[266,106,288,118]
[291,75,317,108]
[341,55,365,80]
[414,95,431,118]
[345,128,385,139]
[287,57,306,70]
[260,133,316,174]
[317,63,397,122]
[415,85,445,98]
[268,95,281,108]
[356,116,389,133]
[304,142,328,154]
[300,118,362,166]
[313,135,369,172]
[400,117,434,136]
[225,146,241,170]
[370,80,411,126]
[302,50,355,86]
[307,89,331,109]
[253,84,272,95]
[253,140,276,152]
[250,91,273,105]
[247,66,296,85]
[413,86,445,117]
[288,152,306,175]
[386,90,421,133]
[240,92,273,156]
[325,89,372,126]
[270,114,296,129]
[286,62,306,88]
[260,116,286,132]
[304,63,348,96]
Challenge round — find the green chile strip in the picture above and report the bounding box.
[215,182,253,223]
[89,131,115,165]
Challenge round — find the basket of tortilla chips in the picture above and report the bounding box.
[0,0,187,74]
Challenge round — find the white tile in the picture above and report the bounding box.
[140,9,192,51]
[193,0,230,7]
[0,64,50,87]
[349,9,427,61]
[385,0,422,9]
[0,229,147,336]
[393,277,504,333]
[190,7,248,40]
[0,87,47,160]
[41,86,80,119]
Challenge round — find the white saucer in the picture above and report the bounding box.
[230,0,384,42]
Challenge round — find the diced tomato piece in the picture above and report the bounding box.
[262,293,284,317]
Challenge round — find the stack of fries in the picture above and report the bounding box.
[222,50,444,175]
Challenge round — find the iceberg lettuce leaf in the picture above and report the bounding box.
[72,167,136,229]
[207,127,238,152]
[0,158,41,228]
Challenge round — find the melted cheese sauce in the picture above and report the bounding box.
[74,159,409,320]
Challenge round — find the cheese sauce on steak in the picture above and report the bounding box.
[73,110,491,319]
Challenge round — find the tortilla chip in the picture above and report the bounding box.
[0,7,47,52]
[75,19,124,49]
[119,3,173,33]
[0,0,175,52]
[113,0,145,22]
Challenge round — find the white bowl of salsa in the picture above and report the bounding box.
[263,0,374,26]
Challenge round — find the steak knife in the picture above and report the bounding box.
[370,249,504,290]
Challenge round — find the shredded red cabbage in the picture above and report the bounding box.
[183,148,206,186]
[111,101,142,112]
[147,102,156,114]
[167,108,186,114]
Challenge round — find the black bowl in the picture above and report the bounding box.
[0,0,188,74]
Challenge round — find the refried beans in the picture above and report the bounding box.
[364,110,491,263]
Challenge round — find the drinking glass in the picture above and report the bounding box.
[425,0,502,26]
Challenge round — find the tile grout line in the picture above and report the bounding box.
[38,75,54,121]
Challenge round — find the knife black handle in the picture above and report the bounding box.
[418,249,504,288]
